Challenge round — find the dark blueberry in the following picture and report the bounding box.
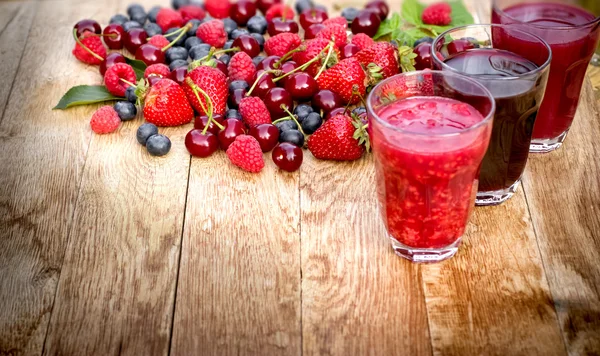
[301,112,322,134]
[247,15,267,34]
[191,0,204,7]
[199,15,214,24]
[250,33,265,49]
[230,28,249,40]
[228,80,249,94]
[219,54,231,65]
[341,7,360,22]
[186,19,202,37]
[130,11,147,25]
[252,55,265,67]
[223,18,238,36]
[172,0,191,9]
[125,86,138,104]
[114,101,137,121]
[414,37,434,48]
[226,109,243,120]
[390,40,399,48]
[352,106,366,116]
[123,21,142,32]
[146,134,172,156]
[169,59,189,71]
[165,46,189,63]
[223,40,234,50]
[279,129,304,146]
[294,104,313,122]
[275,120,298,133]
[165,27,187,47]
[148,6,161,23]
[110,14,129,25]
[185,36,203,51]
[295,0,314,14]
[127,4,144,16]
[144,23,163,37]
[314,4,327,12]
[189,44,211,60]
[136,123,159,145]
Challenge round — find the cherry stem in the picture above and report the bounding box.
[188,47,239,70]
[119,78,138,87]
[274,46,304,67]
[315,41,334,80]
[272,49,324,83]
[281,105,306,136]
[73,29,104,61]
[271,116,294,125]
[186,78,224,134]
[162,23,192,52]
[246,70,277,97]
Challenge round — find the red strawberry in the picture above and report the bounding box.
[350,33,375,51]
[196,20,227,48]
[265,4,294,22]
[104,63,137,97]
[179,5,206,23]
[292,38,339,77]
[72,31,106,65]
[323,16,347,28]
[145,63,171,78]
[317,58,366,104]
[308,114,367,161]
[226,135,265,173]
[422,3,452,26]
[143,79,194,127]
[205,0,231,19]
[148,35,170,49]
[239,96,272,127]
[90,106,120,134]
[183,65,228,116]
[355,42,400,80]
[316,24,347,49]
[264,32,302,57]
[156,8,184,32]
[228,52,256,83]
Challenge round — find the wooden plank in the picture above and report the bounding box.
[300,156,432,356]
[522,81,600,355]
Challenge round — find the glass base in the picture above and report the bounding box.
[476,179,521,206]
[530,130,569,153]
[389,236,462,263]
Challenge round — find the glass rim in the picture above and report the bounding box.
[431,24,553,81]
[366,70,496,138]
[492,0,600,30]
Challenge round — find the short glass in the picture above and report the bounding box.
[432,24,551,206]
[492,0,600,153]
[368,71,495,263]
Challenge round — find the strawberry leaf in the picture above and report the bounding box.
[125,57,147,80]
[374,13,403,40]
[401,0,425,25]
[398,46,417,72]
[53,85,124,110]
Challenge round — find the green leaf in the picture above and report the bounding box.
[401,0,425,25]
[126,57,147,80]
[374,13,403,40]
[53,85,123,110]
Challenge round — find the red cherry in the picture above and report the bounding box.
[170,66,188,85]
[341,43,360,59]
[413,42,433,70]
[365,0,389,20]
[230,0,257,26]
[194,114,225,134]
[351,10,381,37]
[102,24,125,49]
[284,73,318,101]
[305,23,326,40]
[249,124,280,152]
[124,28,147,54]
[228,89,246,109]
[232,35,261,58]
[267,19,299,36]
[278,61,298,86]
[148,76,163,86]
[272,142,303,172]
[185,129,219,157]
[218,119,246,149]
[325,107,347,120]
[214,59,229,76]
[312,89,342,113]
[257,0,281,14]
[448,39,476,56]
[263,87,292,118]
[74,19,101,37]
[100,52,126,76]
[135,44,165,66]
[252,70,276,98]
[299,8,328,30]
[256,55,282,71]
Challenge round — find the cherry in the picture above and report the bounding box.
[267,18,299,36]
[102,24,125,49]
[124,28,147,53]
[299,8,328,30]
[272,142,303,172]
[285,73,318,101]
[325,107,347,120]
[100,52,126,76]
[170,66,188,85]
[214,59,229,76]
[230,0,257,26]
[278,61,298,86]
[148,76,163,86]
[232,35,261,58]
[251,70,276,98]
[185,129,219,157]
[312,89,342,114]
[135,44,165,66]
[256,55,281,71]
[194,114,225,134]
[257,0,281,14]
[351,10,381,37]
[413,42,433,70]
[365,0,389,20]
[249,124,280,152]
[341,43,360,59]
[228,89,246,109]
[263,88,292,118]
[448,39,476,56]
[74,19,101,37]
[305,23,326,40]
[218,119,246,150]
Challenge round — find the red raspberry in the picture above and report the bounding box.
[323,16,348,28]
[148,35,170,49]
[196,20,227,48]
[264,32,302,57]
[265,4,294,22]
[226,135,265,173]
[239,96,272,127]
[293,38,340,76]
[90,106,121,134]
[156,8,184,32]
[422,3,452,26]
[205,0,231,19]
[351,33,375,50]
[145,63,171,78]
[104,63,137,97]
[72,31,107,65]
[316,24,347,49]
[227,52,256,83]
[179,5,206,23]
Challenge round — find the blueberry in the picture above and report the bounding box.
[250,33,265,49]
[130,11,147,25]
[252,56,265,67]
[165,27,187,47]
[110,14,129,25]
[295,0,314,14]
[219,54,231,66]
[247,15,268,34]
[414,37,434,48]
[114,101,137,121]
[341,7,360,22]
[123,21,142,32]
[226,109,243,120]
[189,44,211,60]
[222,18,238,36]
[172,0,191,9]
[148,6,161,23]
[144,23,163,37]
[199,15,214,24]
[165,46,189,63]
[185,36,203,51]
[146,134,172,156]
[294,104,313,122]
[223,40,234,50]
[230,28,249,40]
[352,106,366,116]
[228,80,249,94]
[127,4,145,17]
[275,120,298,133]
[169,59,189,71]
[314,4,327,12]
[301,112,323,134]
[280,129,304,146]
[137,123,159,145]
[125,86,138,104]
[186,19,202,37]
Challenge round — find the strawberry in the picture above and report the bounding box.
[144,63,171,79]
[228,52,257,84]
[239,96,272,127]
[316,24,347,49]
[422,3,452,26]
[104,63,137,97]
[226,135,265,173]
[308,114,367,161]
[350,33,375,51]
[205,0,231,19]
[292,38,339,77]
[148,35,170,49]
[355,42,399,80]
[317,58,366,104]
[72,31,106,65]
[196,19,227,48]
[143,79,194,127]
[156,8,184,32]
[264,32,302,57]
[322,16,348,28]
[265,4,294,22]
[179,5,206,23]
[183,65,228,116]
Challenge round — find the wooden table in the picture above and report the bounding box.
[1,0,599,355]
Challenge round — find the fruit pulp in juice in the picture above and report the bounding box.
[371,96,490,249]
[492,2,600,140]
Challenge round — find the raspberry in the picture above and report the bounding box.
[293,38,340,76]
[316,24,347,49]
[90,106,121,134]
[228,52,256,83]
[156,8,184,32]
[323,16,348,28]
[422,3,452,26]
[264,32,302,57]
[265,4,295,22]
[205,0,231,19]
[179,5,206,23]
[226,135,265,173]
[196,20,227,48]
[145,63,171,78]
[72,31,107,65]
[351,33,375,50]
[104,63,137,97]
[239,96,271,127]
[148,35,170,49]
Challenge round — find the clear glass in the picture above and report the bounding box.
[367,71,495,263]
[492,0,600,152]
[432,24,551,206]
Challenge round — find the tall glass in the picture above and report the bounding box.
[432,25,551,206]
[368,71,495,263]
[492,0,600,153]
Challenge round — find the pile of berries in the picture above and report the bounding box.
[71,0,451,173]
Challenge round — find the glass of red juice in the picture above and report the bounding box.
[367,71,495,263]
[432,24,551,206]
[492,0,600,153]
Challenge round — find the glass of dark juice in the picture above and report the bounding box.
[432,24,551,206]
